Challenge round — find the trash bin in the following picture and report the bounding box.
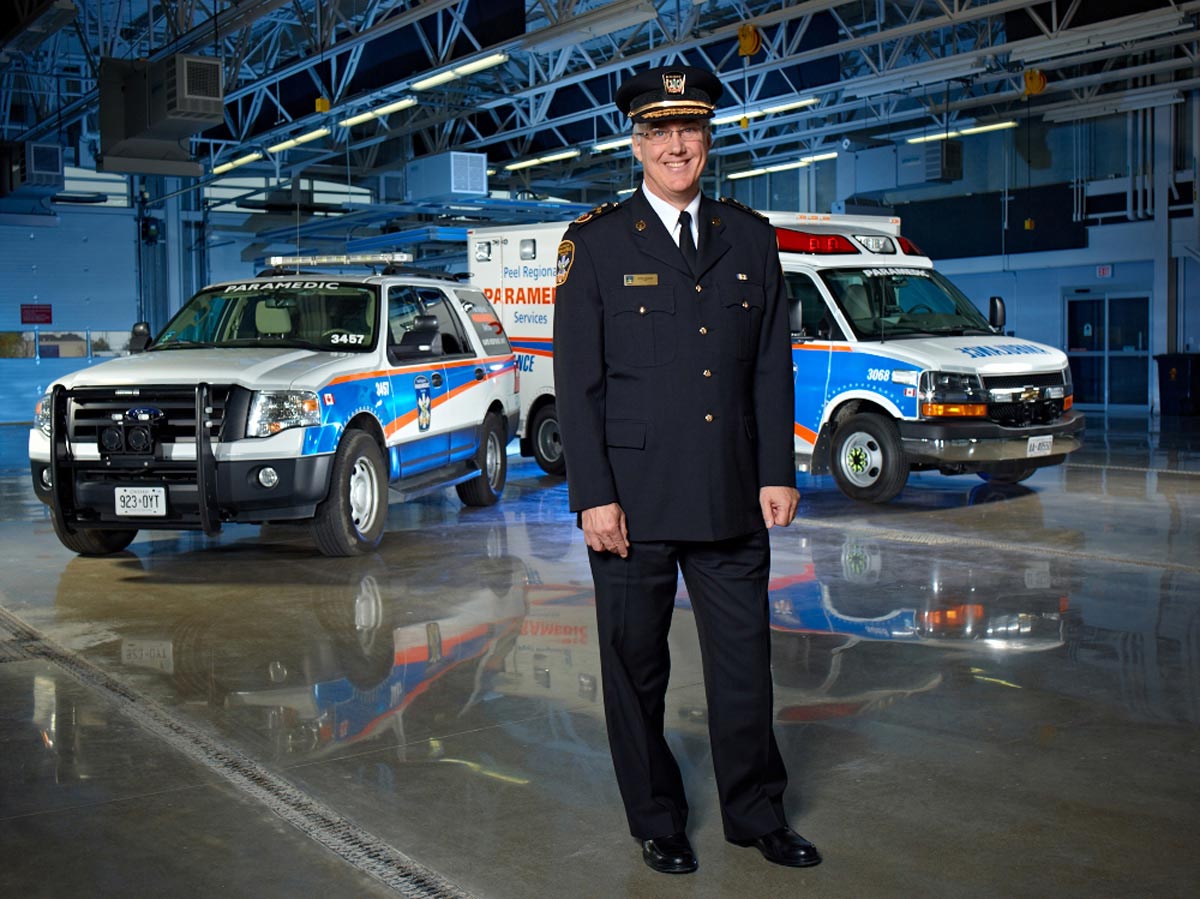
[1155,353,1200,416]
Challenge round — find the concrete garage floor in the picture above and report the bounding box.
[0,418,1197,899]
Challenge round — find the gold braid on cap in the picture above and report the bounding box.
[628,99,715,120]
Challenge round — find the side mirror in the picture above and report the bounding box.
[988,296,1006,330]
[129,321,152,353]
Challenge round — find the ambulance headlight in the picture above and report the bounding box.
[247,390,321,437]
[919,371,988,418]
[920,371,985,403]
[34,392,53,437]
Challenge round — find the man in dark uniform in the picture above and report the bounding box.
[552,65,821,875]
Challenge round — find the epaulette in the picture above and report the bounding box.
[718,196,769,222]
[571,200,622,226]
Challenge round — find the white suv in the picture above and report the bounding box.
[29,254,520,556]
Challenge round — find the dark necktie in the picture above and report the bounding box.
[677,210,697,272]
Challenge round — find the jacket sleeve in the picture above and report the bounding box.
[753,230,797,487]
[552,229,619,512]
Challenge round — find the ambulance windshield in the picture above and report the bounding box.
[152,282,379,352]
[820,267,992,340]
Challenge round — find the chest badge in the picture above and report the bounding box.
[624,274,659,287]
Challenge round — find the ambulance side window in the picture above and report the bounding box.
[785,273,843,340]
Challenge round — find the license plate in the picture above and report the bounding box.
[121,639,175,673]
[1026,435,1053,457]
[115,486,166,517]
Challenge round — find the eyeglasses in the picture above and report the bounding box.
[633,125,708,145]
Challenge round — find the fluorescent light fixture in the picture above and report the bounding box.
[906,121,1017,143]
[528,0,657,52]
[617,187,637,196]
[727,151,837,180]
[452,53,510,76]
[212,151,264,175]
[411,52,509,91]
[267,127,331,153]
[593,136,632,152]
[727,167,768,180]
[1042,90,1183,123]
[760,98,819,115]
[1007,10,1193,64]
[843,57,988,100]
[412,70,458,91]
[504,148,581,171]
[712,109,765,127]
[338,96,418,127]
[711,96,819,126]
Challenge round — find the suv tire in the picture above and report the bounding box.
[457,412,507,506]
[311,430,387,556]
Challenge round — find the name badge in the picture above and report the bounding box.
[624,273,659,287]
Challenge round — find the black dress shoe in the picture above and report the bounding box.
[641,832,698,874]
[731,826,822,867]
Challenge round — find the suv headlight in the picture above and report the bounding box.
[34,391,53,437]
[247,390,321,437]
[919,371,987,418]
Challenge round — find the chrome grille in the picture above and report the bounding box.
[66,385,230,445]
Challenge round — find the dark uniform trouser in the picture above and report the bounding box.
[588,529,789,841]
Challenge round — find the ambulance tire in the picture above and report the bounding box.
[52,515,137,556]
[830,413,909,503]
[531,404,565,476]
[311,430,388,557]
[457,412,507,507]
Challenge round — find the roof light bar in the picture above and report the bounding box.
[775,229,861,255]
[267,253,414,268]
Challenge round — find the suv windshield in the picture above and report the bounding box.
[152,281,379,351]
[820,266,991,340]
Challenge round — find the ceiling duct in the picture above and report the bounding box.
[98,54,224,176]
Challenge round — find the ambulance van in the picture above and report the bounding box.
[29,254,520,556]
[469,212,1084,501]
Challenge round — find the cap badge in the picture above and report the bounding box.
[662,72,686,96]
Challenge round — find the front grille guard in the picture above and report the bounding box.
[49,383,222,536]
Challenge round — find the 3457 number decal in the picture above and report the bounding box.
[866,368,892,381]
[330,333,366,345]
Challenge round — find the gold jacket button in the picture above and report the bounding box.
[741,300,749,308]
[704,413,714,423]
[699,326,708,335]
[639,305,647,314]
[695,285,702,293]
[703,369,712,378]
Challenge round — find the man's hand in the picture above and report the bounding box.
[581,503,630,557]
[759,486,800,528]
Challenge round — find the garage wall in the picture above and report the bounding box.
[0,208,140,423]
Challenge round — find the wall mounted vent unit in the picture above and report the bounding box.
[0,142,65,197]
[406,152,488,203]
[133,53,225,141]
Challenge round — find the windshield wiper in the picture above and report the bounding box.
[149,340,219,350]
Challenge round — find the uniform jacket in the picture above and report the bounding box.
[553,188,795,542]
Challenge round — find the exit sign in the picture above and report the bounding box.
[21,304,52,324]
